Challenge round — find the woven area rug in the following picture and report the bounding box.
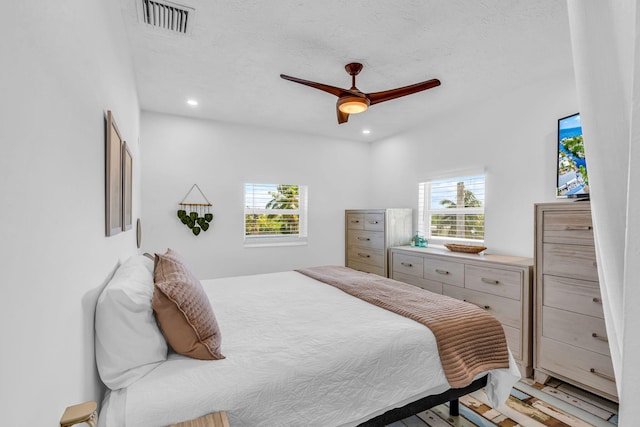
[389,379,618,427]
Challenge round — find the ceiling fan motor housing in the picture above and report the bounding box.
[337,95,370,114]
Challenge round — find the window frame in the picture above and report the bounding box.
[418,174,486,246]
[243,183,308,247]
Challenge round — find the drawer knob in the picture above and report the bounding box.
[435,269,450,275]
[481,278,500,285]
[351,220,360,223]
[589,368,615,382]
[357,237,371,241]
[565,225,593,231]
[463,299,490,310]
[591,332,609,342]
[368,220,379,224]
[593,297,601,304]
[357,253,371,258]
[400,262,413,267]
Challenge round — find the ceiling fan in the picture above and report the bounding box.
[280,63,441,124]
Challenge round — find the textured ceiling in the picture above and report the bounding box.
[119,0,573,142]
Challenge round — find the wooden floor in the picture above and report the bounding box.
[390,378,618,427]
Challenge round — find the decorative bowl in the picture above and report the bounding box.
[444,244,487,254]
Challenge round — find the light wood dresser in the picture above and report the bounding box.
[389,246,533,377]
[534,202,617,401]
[345,209,412,277]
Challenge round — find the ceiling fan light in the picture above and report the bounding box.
[337,96,369,114]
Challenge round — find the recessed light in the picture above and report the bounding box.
[362,129,371,135]
[187,99,198,106]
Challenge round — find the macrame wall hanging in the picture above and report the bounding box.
[177,184,213,236]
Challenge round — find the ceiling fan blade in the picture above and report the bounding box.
[366,78,441,105]
[337,106,349,124]
[280,74,351,98]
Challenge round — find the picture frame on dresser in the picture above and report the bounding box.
[105,110,123,236]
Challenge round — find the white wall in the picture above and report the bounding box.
[369,73,578,258]
[0,1,140,425]
[140,112,371,278]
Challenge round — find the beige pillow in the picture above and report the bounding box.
[152,249,224,360]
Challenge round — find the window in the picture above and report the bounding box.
[244,183,308,246]
[418,175,485,244]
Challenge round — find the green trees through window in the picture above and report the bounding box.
[244,184,307,241]
[419,176,485,243]
[431,183,484,240]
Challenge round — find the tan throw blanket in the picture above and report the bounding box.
[296,265,509,388]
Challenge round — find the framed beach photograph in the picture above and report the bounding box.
[122,141,133,231]
[105,110,123,236]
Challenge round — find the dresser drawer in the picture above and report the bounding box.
[539,337,617,399]
[347,259,384,277]
[392,253,424,277]
[346,213,364,230]
[542,275,604,318]
[543,211,594,245]
[443,285,521,330]
[503,324,522,361]
[465,265,522,300]
[542,243,598,282]
[363,213,385,231]
[423,258,464,287]
[393,272,443,294]
[347,247,384,268]
[542,306,609,356]
[347,230,384,250]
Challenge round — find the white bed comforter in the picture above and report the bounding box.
[100,271,519,427]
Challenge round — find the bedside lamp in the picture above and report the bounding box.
[60,401,97,427]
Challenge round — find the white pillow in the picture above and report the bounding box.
[95,254,168,390]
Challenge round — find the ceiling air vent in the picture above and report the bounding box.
[139,0,193,34]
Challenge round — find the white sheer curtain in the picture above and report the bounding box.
[566,1,640,424]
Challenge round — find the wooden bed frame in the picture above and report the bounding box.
[358,375,488,426]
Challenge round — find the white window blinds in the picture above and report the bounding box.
[244,183,308,246]
[418,175,485,243]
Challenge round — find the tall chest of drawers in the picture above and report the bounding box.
[345,209,412,277]
[534,202,617,401]
[390,246,533,377]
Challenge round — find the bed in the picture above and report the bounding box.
[95,251,520,427]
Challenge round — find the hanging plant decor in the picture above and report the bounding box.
[177,184,213,236]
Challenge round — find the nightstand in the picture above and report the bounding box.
[60,401,97,427]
